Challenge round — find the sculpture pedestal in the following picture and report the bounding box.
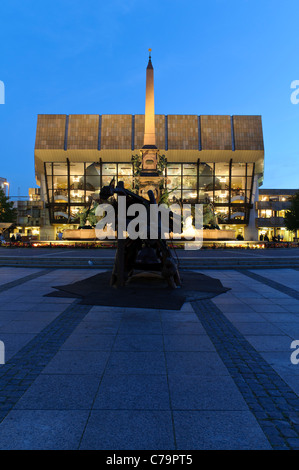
[202,229,235,240]
[63,229,96,240]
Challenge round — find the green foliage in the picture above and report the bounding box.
[131,154,142,176]
[157,154,167,175]
[131,154,142,193]
[128,184,139,194]
[78,203,99,228]
[78,207,88,227]
[285,191,299,234]
[203,203,217,226]
[159,187,177,206]
[0,188,17,223]
[87,207,98,227]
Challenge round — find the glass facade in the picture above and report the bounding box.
[44,160,255,225]
[165,161,255,224]
[44,161,133,223]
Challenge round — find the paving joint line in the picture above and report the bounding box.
[0,299,93,423]
[160,310,178,450]
[237,269,299,300]
[192,299,299,450]
[77,316,123,449]
[0,269,54,294]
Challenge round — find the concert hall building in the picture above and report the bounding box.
[34,53,265,241]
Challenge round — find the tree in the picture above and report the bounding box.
[0,188,17,223]
[284,190,299,237]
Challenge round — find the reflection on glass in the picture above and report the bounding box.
[167,164,181,176]
[198,177,213,191]
[53,203,68,221]
[118,164,133,176]
[168,190,182,202]
[53,176,68,192]
[102,176,115,186]
[183,176,197,190]
[69,163,84,175]
[182,190,197,201]
[52,191,68,202]
[214,176,228,191]
[167,176,181,189]
[214,190,229,203]
[231,206,245,220]
[183,164,196,176]
[215,162,229,176]
[215,207,229,224]
[231,177,245,191]
[231,163,246,177]
[45,163,52,175]
[70,190,85,203]
[85,176,101,192]
[70,206,82,219]
[53,163,68,176]
[45,160,255,225]
[198,191,212,203]
[102,164,116,175]
[199,163,213,177]
[70,176,84,190]
[119,176,132,189]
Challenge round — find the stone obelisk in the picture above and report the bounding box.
[139,49,161,200]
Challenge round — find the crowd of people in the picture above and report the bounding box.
[260,233,284,242]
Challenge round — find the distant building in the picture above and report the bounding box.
[10,188,45,240]
[0,177,8,195]
[256,189,298,242]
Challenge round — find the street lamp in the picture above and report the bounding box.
[3,182,9,198]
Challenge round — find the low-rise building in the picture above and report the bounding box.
[256,189,298,241]
[10,188,46,240]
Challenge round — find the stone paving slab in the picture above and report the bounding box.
[105,351,166,375]
[0,333,36,362]
[92,374,170,410]
[233,322,286,336]
[168,374,248,410]
[0,266,299,449]
[163,334,216,352]
[61,333,116,351]
[0,410,89,450]
[251,269,299,292]
[14,374,100,410]
[79,410,175,450]
[244,335,294,352]
[41,350,110,376]
[112,334,164,352]
[173,411,271,450]
[0,268,44,287]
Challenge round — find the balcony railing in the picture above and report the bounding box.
[256,201,291,211]
[256,216,286,228]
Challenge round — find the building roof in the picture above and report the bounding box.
[34,113,264,184]
[259,189,298,195]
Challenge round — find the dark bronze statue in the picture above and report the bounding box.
[100,179,181,289]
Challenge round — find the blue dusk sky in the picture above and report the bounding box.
[0,0,298,196]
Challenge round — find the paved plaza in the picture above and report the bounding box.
[0,266,299,449]
[1,246,299,259]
